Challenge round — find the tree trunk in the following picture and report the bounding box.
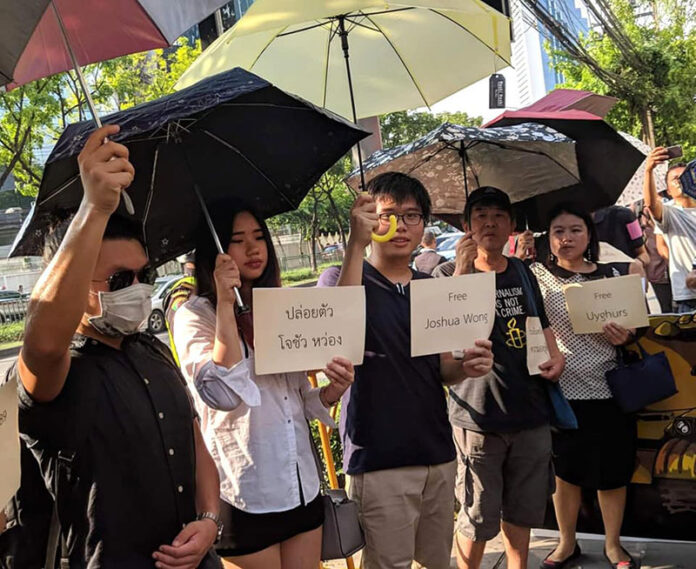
[326,191,347,248]
[640,106,656,148]
[310,198,319,272]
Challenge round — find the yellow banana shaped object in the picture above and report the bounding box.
[371,214,397,242]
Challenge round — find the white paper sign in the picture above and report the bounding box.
[526,316,549,375]
[253,286,365,375]
[410,272,496,357]
[563,273,649,334]
[0,380,20,509]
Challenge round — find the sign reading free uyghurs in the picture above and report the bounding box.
[253,286,366,375]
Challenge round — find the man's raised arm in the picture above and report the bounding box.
[644,147,669,222]
[19,125,134,403]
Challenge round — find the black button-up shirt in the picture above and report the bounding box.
[15,333,199,568]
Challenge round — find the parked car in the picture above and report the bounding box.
[0,290,28,324]
[148,275,184,333]
[437,232,465,261]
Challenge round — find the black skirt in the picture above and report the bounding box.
[216,494,324,557]
[552,398,637,490]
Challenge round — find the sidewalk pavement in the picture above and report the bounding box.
[326,532,695,568]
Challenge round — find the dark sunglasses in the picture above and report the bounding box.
[94,267,158,292]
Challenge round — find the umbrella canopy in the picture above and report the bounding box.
[484,110,645,229]
[175,0,512,121]
[11,68,368,265]
[521,89,618,118]
[345,122,579,227]
[1,0,230,88]
[615,132,665,206]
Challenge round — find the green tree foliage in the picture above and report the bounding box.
[548,0,696,154]
[379,110,482,148]
[0,40,201,197]
[268,110,483,263]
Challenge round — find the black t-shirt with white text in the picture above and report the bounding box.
[449,259,552,433]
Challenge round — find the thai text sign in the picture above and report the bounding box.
[253,286,365,375]
[0,379,20,509]
[564,274,649,334]
[410,272,496,357]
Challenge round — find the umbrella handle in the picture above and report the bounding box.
[371,215,397,242]
[192,183,250,314]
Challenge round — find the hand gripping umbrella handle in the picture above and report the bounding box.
[192,184,250,314]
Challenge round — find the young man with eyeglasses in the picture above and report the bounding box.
[7,126,222,569]
[337,172,494,569]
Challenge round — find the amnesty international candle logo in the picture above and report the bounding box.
[505,318,526,349]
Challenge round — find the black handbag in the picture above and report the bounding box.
[604,344,677,413]
[307,422,365,561]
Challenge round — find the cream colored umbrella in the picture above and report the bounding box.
[178,0,510,120]
[177,0,511,184]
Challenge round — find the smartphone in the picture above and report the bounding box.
[666,145,683,159]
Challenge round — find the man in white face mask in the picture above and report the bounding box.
[10,125,223,569]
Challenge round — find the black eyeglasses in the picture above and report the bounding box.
[93,267,158,292]
[378,212,424,226]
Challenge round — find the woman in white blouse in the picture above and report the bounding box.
[173,199,354,569]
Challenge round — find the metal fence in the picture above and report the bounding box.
[0,298,28,324]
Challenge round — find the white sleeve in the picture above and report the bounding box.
[173,299,261,411]
[656,204,674,232]
[296,374,337,429]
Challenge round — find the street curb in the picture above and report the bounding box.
[0,345,20,359]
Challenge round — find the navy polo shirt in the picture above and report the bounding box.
[340,262,456,475]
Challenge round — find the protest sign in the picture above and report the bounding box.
[526,316,549,375]
[410,272,495,357]
[253,286,365,375]
[564,273,649,334]
[0,379,20,509]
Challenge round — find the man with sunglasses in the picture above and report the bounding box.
[9,125,222,569]
[337,172,494,569]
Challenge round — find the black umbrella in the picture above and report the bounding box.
[12,68,367,307]
[484,110,645,229]
[346,122,580,230]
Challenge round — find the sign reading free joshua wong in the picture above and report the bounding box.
[253,286,366,375]
[410,272,496,357]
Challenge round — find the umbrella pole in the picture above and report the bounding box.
[337,16,366,191]
[191,182,250,313]
[50,1,135,215]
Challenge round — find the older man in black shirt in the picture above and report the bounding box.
[13,125,221,569]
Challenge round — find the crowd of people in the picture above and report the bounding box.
[0,125,693,569]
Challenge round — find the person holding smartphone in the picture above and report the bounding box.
[644,146,696,312]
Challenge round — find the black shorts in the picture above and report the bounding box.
[553,398,637,490]
[216,494,324,557]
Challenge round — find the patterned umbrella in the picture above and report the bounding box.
[346,122,579,228]
[615,132,666,206]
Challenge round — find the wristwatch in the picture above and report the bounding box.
[196,511,224,544]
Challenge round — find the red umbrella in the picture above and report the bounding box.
[484,109,645,229]
[520,88,618,118]
[3,0,230,89]
[1,0,229,216]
